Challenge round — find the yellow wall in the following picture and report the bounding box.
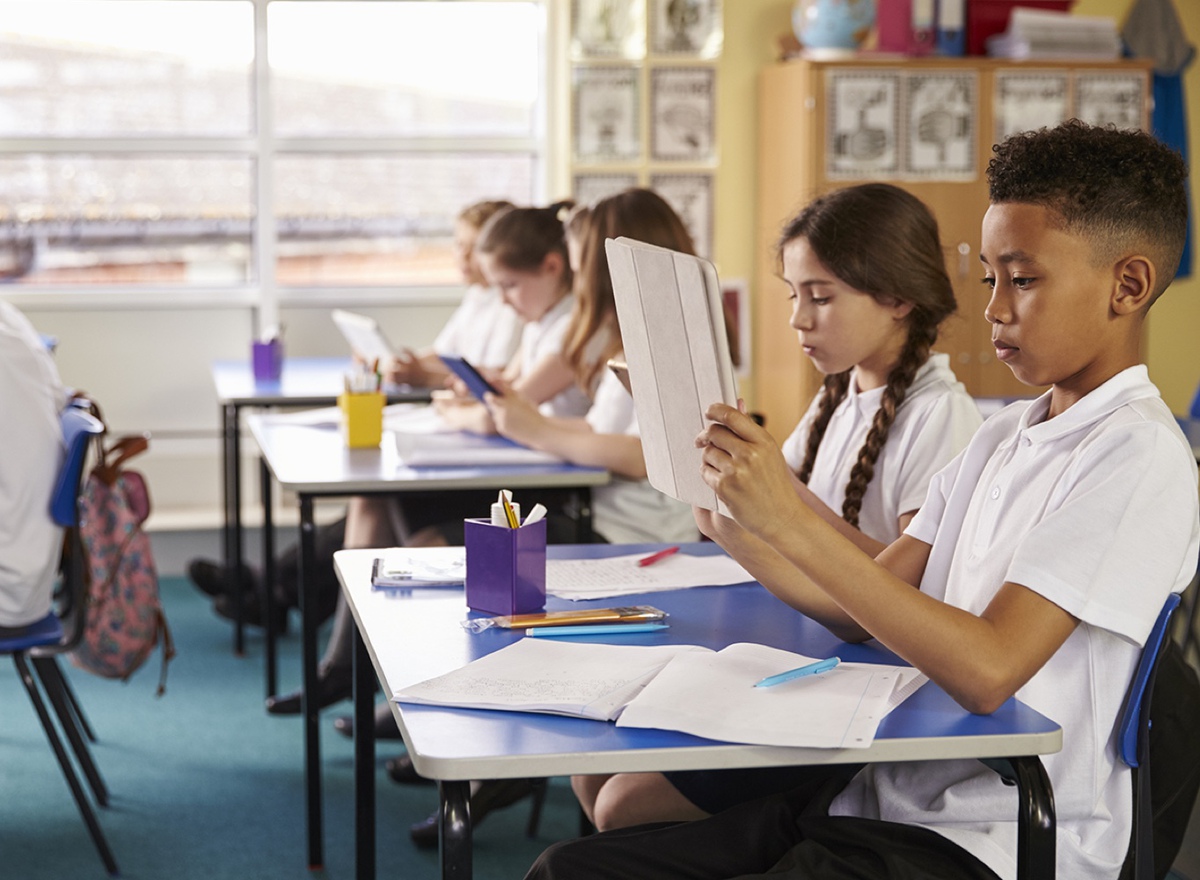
[718,0,1200,412]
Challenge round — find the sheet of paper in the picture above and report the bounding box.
[394,430,564,467]
[394,638,708,721]
[616,642,926,749]
[546,552,755,600]
[372,547,465,588]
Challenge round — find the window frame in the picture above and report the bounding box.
[0,0,560,324]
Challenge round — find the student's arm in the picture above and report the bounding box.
[511,351,577,406]
[385,349,450,388]
[699,403,1078,715]
[486,390,646,478]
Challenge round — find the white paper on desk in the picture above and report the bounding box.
[394,430,565,468]
[546,552,755,600]
[394,639,708,721]
[261,406,341,428]
[606,238,738,514]
[373,547,465,588]
[617,643,927,749]
[383,403,447,433]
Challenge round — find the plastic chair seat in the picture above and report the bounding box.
[0,613,64,652]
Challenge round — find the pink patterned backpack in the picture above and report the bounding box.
[72,432,175,695]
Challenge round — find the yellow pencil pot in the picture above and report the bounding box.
[338,391,385,448]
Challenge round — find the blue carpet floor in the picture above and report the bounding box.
[0,577,579,880]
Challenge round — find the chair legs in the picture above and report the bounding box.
[44,655,98,742]
[12,653,119,877]
[30,655,108,805]
[526,778,549,837]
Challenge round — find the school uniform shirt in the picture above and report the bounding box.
[517,294,591,419]
[781,353,982,544]
[0,302,68,627]
[431,283,523,370]
[585,370,698,545]
[828,365,1200,880]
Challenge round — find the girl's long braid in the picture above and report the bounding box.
[796,371,850,487]
[840,319,936,529]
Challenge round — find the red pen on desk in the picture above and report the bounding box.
[637,546,680,567]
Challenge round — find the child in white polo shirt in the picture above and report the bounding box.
[526,121,1200,880]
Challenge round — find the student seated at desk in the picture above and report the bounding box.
[527,122,1200,880]
[0,300,69,637]
[573,183,984,832]
[187,198,523,628]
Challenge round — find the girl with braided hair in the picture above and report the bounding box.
[572,182,983,832]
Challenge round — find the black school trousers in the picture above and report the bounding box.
[526,771,1001,880]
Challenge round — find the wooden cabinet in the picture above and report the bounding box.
[753,57,1150,440]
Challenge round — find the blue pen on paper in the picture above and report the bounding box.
[526,623,669,638]
[753,656,840,688]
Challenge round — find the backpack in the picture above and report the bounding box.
[71,431,175,695]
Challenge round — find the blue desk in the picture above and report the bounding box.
[336,543,1062,880]
[210,357,430,654]
[249,412,610,871]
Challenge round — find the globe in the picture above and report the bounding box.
[793,0,876,55]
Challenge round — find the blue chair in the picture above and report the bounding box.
[0,400,116,876]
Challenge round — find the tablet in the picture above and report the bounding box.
[439,355,500,402]
[331,309,398,363]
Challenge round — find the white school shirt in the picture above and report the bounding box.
[781,353,982,544]
[828,365,1200,880]
[585,370,698,545]
[0,302,68,627]
[431,283,523,370]
[517,294,591,419]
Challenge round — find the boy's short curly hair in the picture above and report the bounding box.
[987,119,1188,299]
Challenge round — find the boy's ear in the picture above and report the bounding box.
[1111,254,1156,315]
[541,251,565,277]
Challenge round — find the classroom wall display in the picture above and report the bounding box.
[649,0,723,58]
[904,72,976,179]
[650,67,716,161]
[1073,72,1145,130]
[573,67,642,162]
[571,0,646,60]
[826,70,901,179]
[573,173,640,205]
[994,72,1069,144]
[649,172,713,260]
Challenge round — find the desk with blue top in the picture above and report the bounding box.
[335,542,1063,880]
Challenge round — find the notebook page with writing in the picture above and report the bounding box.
[606,237,738,513]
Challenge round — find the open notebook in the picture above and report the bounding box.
[394,639,926,750]
[605,237,738,514]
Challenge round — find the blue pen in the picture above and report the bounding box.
[754,656,840,688]
[526,623,669,638]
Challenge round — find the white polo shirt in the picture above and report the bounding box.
[829,365,1200,880]
[432,283,524,370]
[585,370,698,545]
[517,294,592,419]
[781,353,982,544]
[0,301,68,627]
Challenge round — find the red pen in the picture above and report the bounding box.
[637,546,680,567]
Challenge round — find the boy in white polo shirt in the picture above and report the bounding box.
[526,121,1199,880]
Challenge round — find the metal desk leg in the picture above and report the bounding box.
[354,624,376,880]
[1009,755,1056,880]
[440,780,472,880]
[260,458,278,698]
[300,494,324,870]
[221,402,246,655]
[573,488,593,542]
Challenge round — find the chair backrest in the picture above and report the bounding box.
[51,400,104,528]
[1117,592,1182,880]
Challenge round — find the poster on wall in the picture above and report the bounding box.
[994,72,1069,145]
[573,67,642,162]
[573,173,639,205]
[571,0,646,59]
[649,0,723,57]
[904,71,976,179]
[1074,73,1145,130]
[651,67,716,161]
[826,70,901,179]
[649,173,713,260]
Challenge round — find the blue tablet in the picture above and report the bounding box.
[439,355,500,402]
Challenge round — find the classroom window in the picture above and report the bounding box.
[0,0,546,296]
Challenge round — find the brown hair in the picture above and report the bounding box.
[564,188,696,391]
[457,199,515,231]
[475,200,575,289]
[783,183,956,529]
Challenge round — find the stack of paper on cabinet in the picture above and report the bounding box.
[394,639,926,749]
[605,237,738,513]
